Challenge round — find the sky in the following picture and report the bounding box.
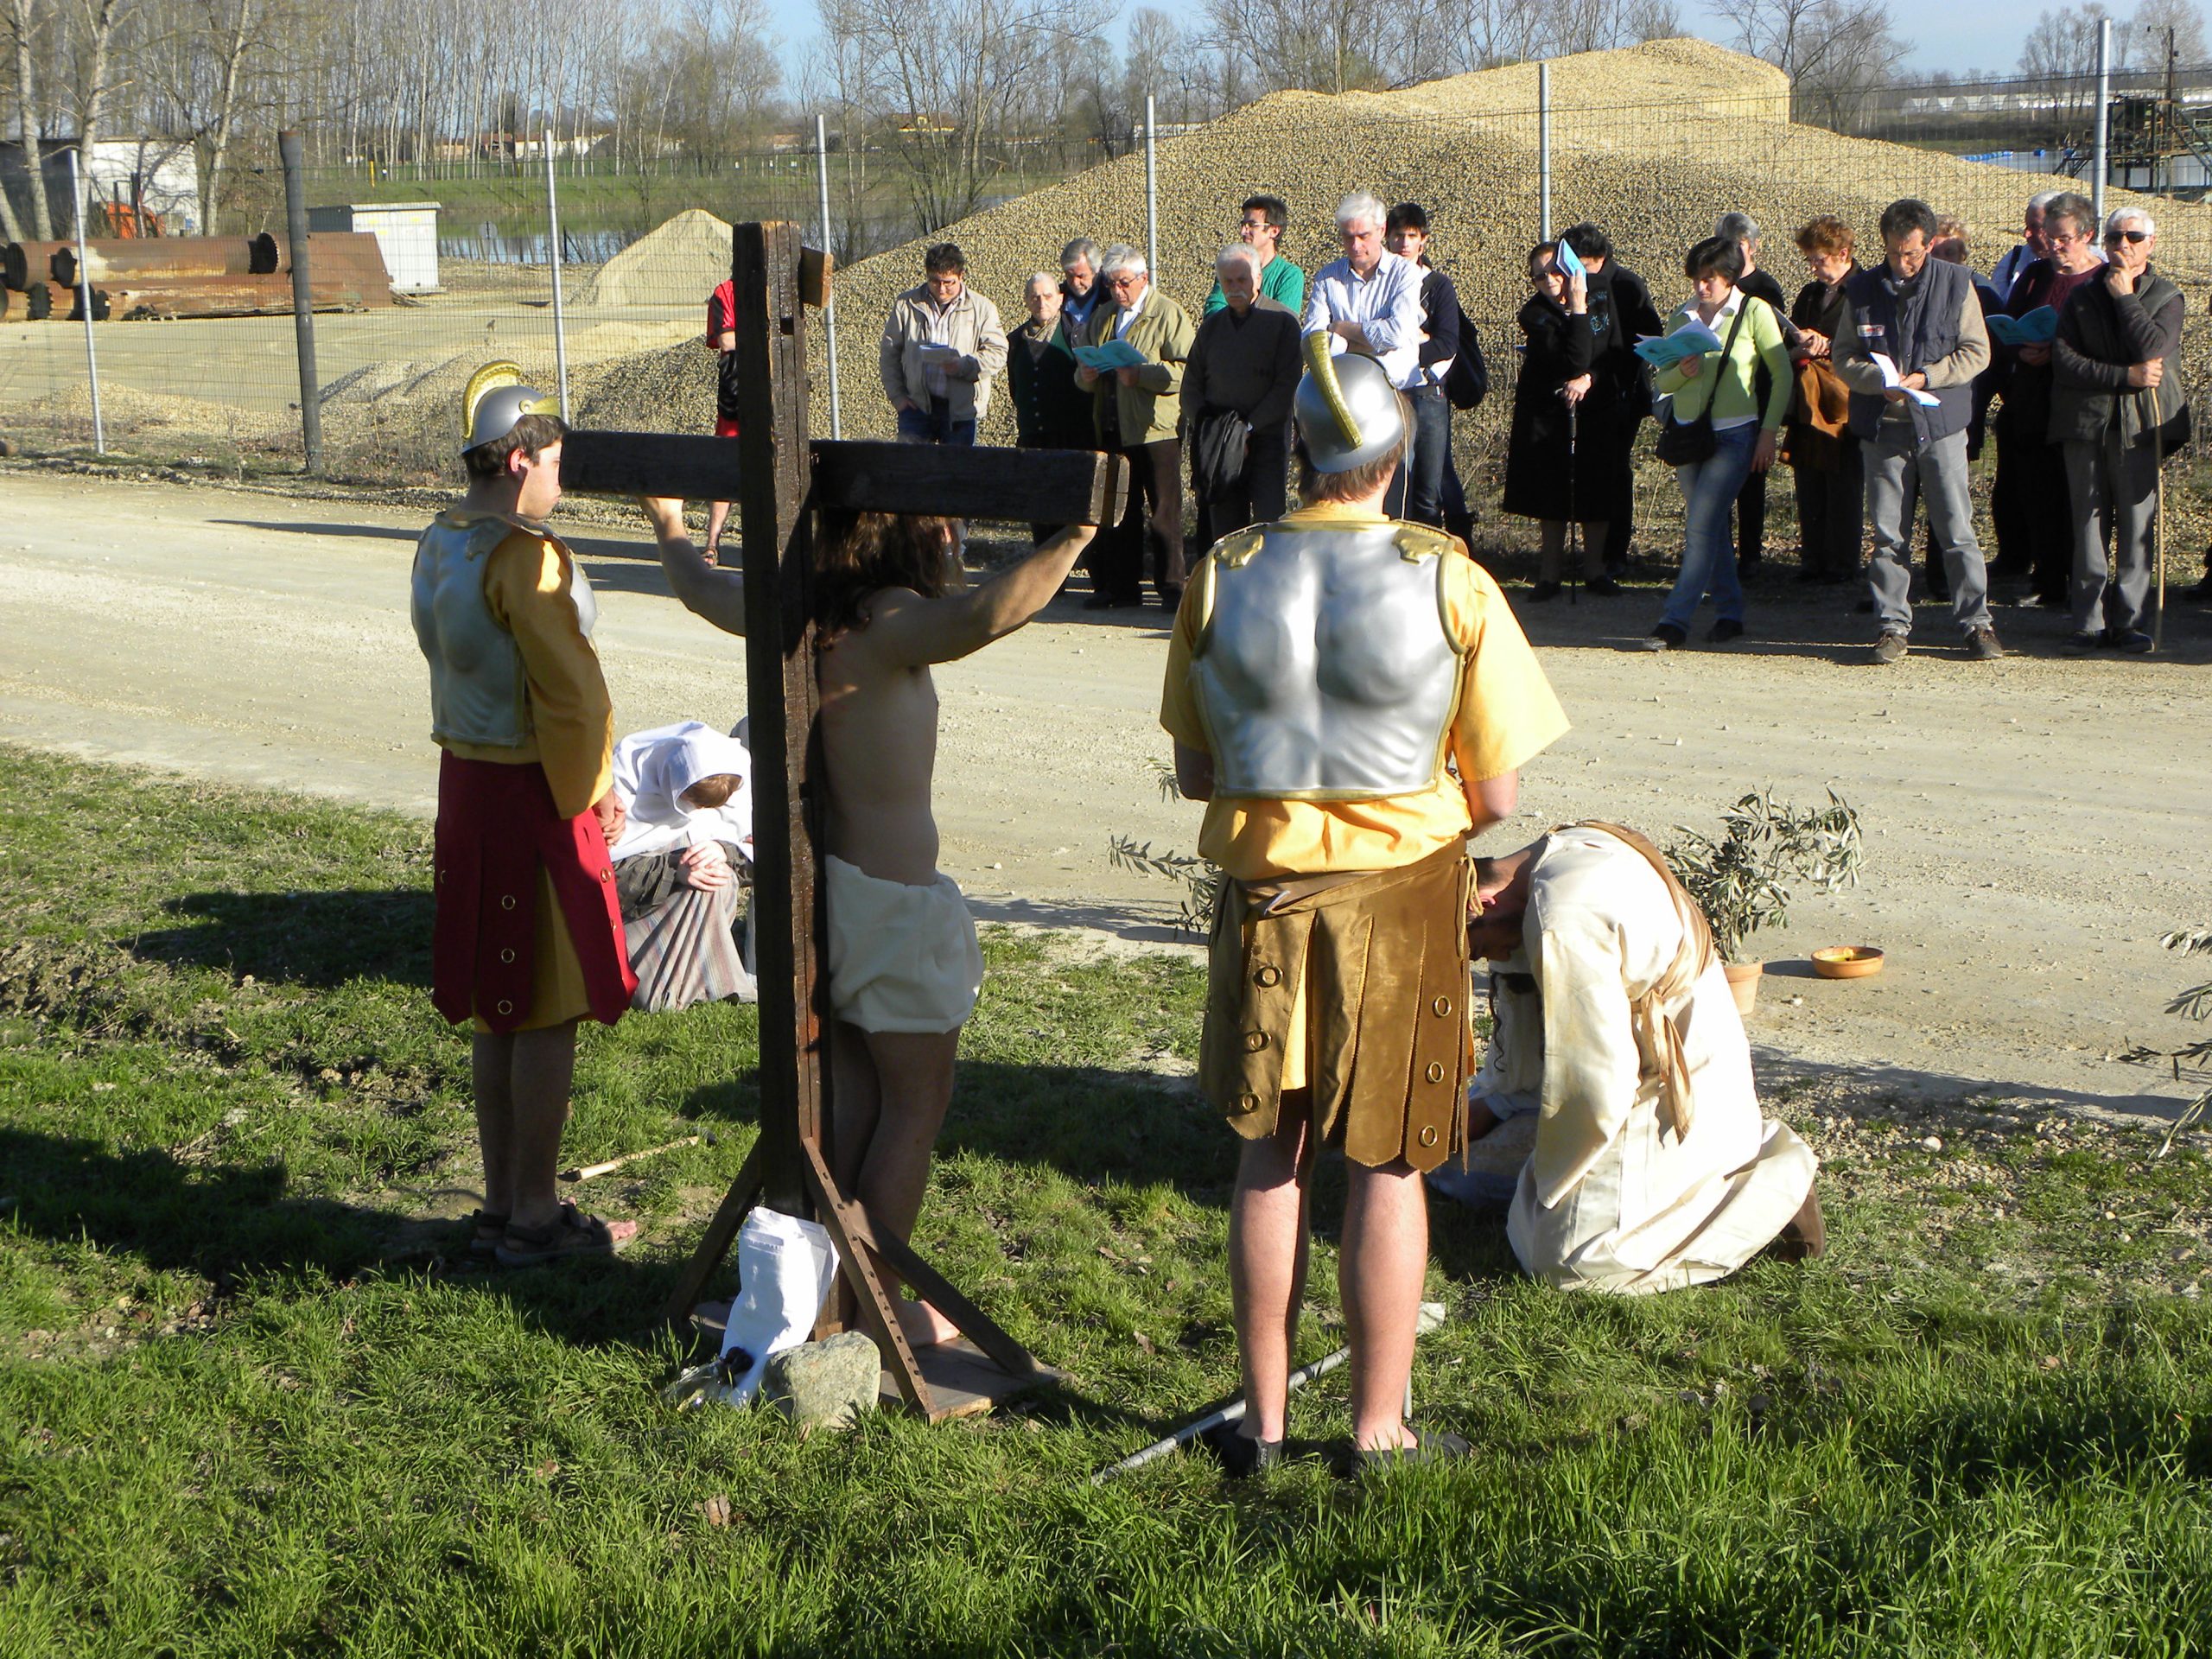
[753,0,2032,84]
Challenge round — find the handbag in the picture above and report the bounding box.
[1654,298,1751,467]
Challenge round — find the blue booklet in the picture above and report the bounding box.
[1072,340,1149,372]
[1634,320,1725,368]
[1555,238,1586,280]
[1986,306,2058,346]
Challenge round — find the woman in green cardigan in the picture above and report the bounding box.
[1645,236,1795,650]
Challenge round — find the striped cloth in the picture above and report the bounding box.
[614,846,757,1014]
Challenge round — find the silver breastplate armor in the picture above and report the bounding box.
[1192,522,1464,800]
[410,514,596,747]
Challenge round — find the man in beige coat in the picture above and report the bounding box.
[878,241,1007,447]
[1076,243,1195,610]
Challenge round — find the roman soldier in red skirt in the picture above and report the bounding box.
[411,362,639,1267]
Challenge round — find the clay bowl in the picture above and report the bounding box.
[1811,946,1885,980]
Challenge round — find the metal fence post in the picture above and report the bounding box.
[1144,94,1159,280]
[2094,18,2113,226]
[66,148,105,454]
[278,131,322,474]
[817,111,842,439]
[544,131,571,419]
[1539,62,1554,244]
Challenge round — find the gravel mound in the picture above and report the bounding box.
[791,37,2212,464]
[572,209,734,309]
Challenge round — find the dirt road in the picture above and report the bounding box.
[3,467,2205,1121]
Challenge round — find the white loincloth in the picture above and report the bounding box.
[824,855,984,1033]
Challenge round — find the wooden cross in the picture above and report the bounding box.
[559,220,1128,1421]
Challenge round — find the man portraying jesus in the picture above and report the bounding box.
[1440,821,1825,1293]
[639,499,1096,1348]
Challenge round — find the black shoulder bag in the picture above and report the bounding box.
[1654,298,1751,468]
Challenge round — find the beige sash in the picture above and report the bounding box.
[1570,821,1714,1141]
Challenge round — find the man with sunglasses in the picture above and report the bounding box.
[2050,208,2186,653]
[1834,198,2001,664]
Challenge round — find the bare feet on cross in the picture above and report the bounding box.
[895,1296,962,1350]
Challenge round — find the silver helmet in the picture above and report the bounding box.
[1294,333,1406,474]
[461,360,563,454]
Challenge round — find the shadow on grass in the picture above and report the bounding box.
[130,888,433,989]
[0,1127,669,1347]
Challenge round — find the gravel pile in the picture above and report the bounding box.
[572,209,734,309]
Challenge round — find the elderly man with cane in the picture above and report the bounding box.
[1159,339,1568,1475]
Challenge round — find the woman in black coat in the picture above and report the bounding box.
[1503,242,1622,599]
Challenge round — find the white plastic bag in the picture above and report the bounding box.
[710,1206,840,1406]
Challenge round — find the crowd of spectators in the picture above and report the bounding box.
[852,182,2199,660]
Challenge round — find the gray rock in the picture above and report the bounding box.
[761,1332,880,1433]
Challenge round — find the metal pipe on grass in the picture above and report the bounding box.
[1090,1302,1446,1483]
[278,131,322,474]
[67,149,105,454]
[817,112,842,439]
[544,132,571,420]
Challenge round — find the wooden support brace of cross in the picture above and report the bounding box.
[558,220,1128,1421]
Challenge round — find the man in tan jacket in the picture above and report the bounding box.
[1077,243,1195,609]
[879,242,1007,447]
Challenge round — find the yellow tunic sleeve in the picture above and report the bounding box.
[1444,554,1571,783]
[1158,574,1208,750]
[482,529,614,819]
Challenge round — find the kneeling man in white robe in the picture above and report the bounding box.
[1433,820,1823,1294]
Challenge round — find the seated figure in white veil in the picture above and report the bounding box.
[608,720,756,1012]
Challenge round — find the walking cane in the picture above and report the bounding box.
[2154,448,2168,653]
[1567,398,1580,607]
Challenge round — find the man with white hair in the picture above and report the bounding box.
[1059,238,1105,338]
[1076,243,1195,608]
[1991,191,2059,303]
[2050,207,2185,653]
[1304,191,1428,512]
[1183,242,1302,551]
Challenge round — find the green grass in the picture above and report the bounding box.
[2,745,2209,1656]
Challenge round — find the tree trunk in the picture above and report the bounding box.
[7,0,55,238]
[73,0,127,230]
[201,0,252,236]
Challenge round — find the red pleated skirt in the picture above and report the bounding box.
[431,752,635,1033]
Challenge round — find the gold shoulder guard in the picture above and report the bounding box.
[1212,526,1268,569]
[1391,523,1458,563]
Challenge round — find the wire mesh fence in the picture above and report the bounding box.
[6,77,2210,578]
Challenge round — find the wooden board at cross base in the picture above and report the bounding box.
[558,219,1128,1423]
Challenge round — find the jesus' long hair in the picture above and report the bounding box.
[812,512,963,642]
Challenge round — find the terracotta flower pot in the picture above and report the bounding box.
[1722,958,1763,1018]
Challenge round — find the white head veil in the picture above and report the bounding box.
[609,720,753,861]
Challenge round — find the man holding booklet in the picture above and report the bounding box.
[1076,244,1196,610]
[1830,198,2001,664]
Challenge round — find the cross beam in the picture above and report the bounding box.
[560,219,1125,1421]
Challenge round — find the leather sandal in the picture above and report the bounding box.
[495,1202,629,1267]
[467,1209,509,1256]
[1351,1427,1473,1473]
[1198,1421,1283,1478]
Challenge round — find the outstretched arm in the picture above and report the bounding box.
[639,497,747,636]
[857,524,1097,669]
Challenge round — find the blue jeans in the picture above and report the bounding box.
[1403,385,1452,527]
[895,396,976,447]
[1661,423,1759,630]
